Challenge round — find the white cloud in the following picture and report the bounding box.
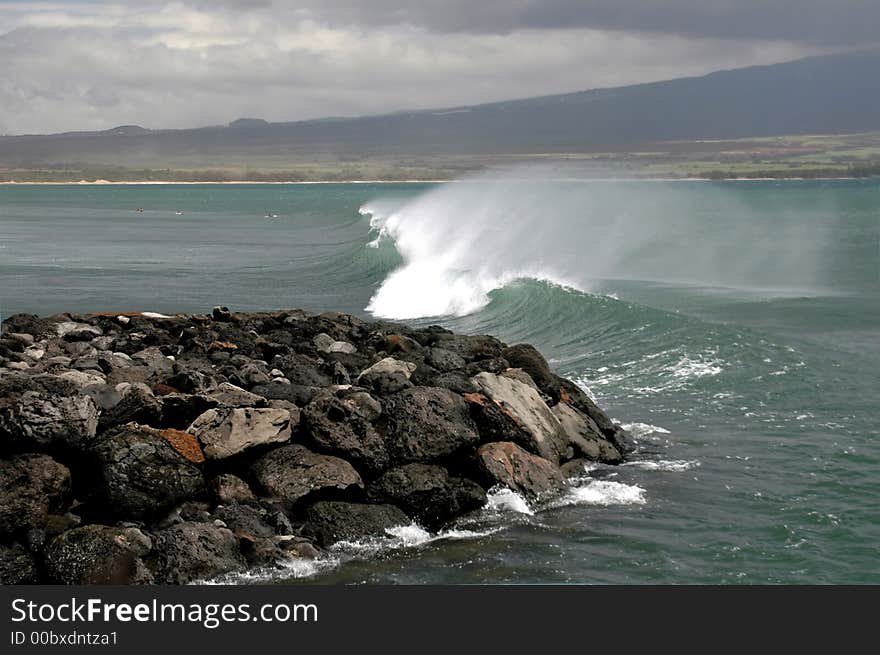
[0,1,818,134]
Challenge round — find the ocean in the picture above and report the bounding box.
[1,178,877,584]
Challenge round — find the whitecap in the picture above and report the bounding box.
[553,479,646,508]
[619,422,670,438]
[622,459,698,472]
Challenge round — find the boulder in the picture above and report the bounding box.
[151,522,245,584]
[0,542,39,584]
[97,384,162,433]
[204,379,268,407]
[314,333,357,355]
[301,393,389,474]
[430,334,504,362]
[424,347,466,372]
[0,453,71,538]
[210,473,257,505]
[474,441,564,499]
[187,406,294,460]
[131,346,175,377]
[552,402,622,464]
[381,386,480,465]
[357,357,417,383]
[471,372,567,464]
[250,444,363,507]
[213,503,276,539]
[367,464,486,529]
[0,376,99,452]
[502,344,559,399]
[156,393,216,430]
[44,524,153,585]
[557,378,636,454]
[91,423,205,519]
[301,501,410,547]
[271,353,330,388]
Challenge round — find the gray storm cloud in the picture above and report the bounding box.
[0,1,861,134]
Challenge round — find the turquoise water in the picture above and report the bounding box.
[1,179,878,583]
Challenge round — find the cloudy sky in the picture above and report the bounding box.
[0,1,872,134]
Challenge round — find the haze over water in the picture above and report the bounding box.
[1,179,877,583]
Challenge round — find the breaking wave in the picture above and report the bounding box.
[361,170,833,320]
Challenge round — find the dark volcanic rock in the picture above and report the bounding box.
[91,423,205,519]
[430,333,505,362]
[367,464,486,529]
[424,347,466,372]
[301,392,389,474]
[2,307,632,585]
[250,444,363,507]
[213,503,275,539]
[0,453,71,538]
[97,385,162,433]
[151,522,245,584]
[210,473,257,505]
[503,344,561,400]
[302,501,409,547]
[474,441,564,499]
[0,542,39,584]
[44,524,153,585]
[381,386,480,465]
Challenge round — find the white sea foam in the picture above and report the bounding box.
[553,479,647,508]
[200,554,339,584]
[332,523,501,555]
[619,422,671,438]
[485,487,535,515]
[622,459,699,472]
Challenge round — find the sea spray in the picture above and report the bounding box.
[362,168,836,319]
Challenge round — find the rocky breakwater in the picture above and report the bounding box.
[0,307,634,584]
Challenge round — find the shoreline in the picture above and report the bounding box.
[0,176,868,186]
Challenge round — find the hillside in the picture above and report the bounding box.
[2,48,879,180]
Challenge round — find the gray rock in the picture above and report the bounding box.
[557,377,636,454]
[188,406,294,460]
[314,333,357,354]
[251,444,363,507]
[357,357,417,383]
[302,501,410,547]
[552,402,622,463]
[204,381,266,407]
[131,346,174,376]
[471,371,567,464]
[0,376,99,452]
[45,524,153,585]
